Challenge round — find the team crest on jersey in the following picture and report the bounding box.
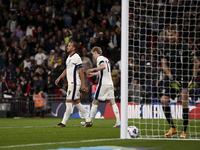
[162,89,166,94]
[68,90,71,96]
[77,92,80,97]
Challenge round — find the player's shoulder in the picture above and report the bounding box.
[183,43,190,50]
[71,52,81,59]
[178,40,189,49]
[98,55,107,61]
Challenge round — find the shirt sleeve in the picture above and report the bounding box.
[74,54,83,68]
[97,56,105,66]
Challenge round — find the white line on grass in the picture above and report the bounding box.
[0,125,81,129]
[0,137,200,149]
[0,126,50,129]
[0,138,119,149]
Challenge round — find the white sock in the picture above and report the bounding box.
[112,103,120,124]
[90,104,98,122]
[75,103,90,122]
[61,103,72,125]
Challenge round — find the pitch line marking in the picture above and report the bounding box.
[1,137,200,149]
[0,125,81,129]
[0,138,119,149]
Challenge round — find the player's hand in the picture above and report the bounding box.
[81,85,86,92]
[189,76,196,90]
[55,78,60,86]
[170,78,181,91]
[86,69,94,78]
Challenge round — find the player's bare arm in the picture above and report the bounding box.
[193,56,200,77]
[93,63,106,71]
[55,68,67,86]
[161,58,173,79]
[88,72,100,77]
[189,56,200,89]
[79,67,86,92]
[87,63,106,77]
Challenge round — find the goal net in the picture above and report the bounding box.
[121,0,200,139]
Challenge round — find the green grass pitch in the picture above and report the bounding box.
[0,118,200,150]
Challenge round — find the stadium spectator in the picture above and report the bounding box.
[47,38,56,54]
[64,30,72,45]
[55,43,63,58]
[10,31,19,42]
[4,28,11,40]
[111,1,121,15]
[47,49,55,69]
[35,26,44,42]
[7,14,17,33]
[23,56,31,71]
[129,79,145,103]
[35,66,46,79]
[20,40,31,56]
[56,31,64,45]
[81,50,93,94]
[0,51,7,69]
[62,10,72,28]
[115,16,121,29]
[96,32,108,56]
[61,51,67,63]
[82,31,90,47]
[34,47,47,67]
[14,49,24,68]
[110,30,118,48]
[25,24,36,37]
[15,25,24,40]
[33,86,47,118]
[15,86,26,112]
[3,87,14,102]
[20,76,28,93]
[45,75,55,94]
[53,59,64,79]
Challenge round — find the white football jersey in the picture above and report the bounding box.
[96,55,113,86]
[66,53,83,85]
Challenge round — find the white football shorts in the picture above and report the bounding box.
[94,85,115,101]
[66,84,81,100]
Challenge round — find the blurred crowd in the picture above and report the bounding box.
[0,0,200,104]
[0,0,122,102]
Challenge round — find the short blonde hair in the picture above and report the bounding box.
[91,46,102,55]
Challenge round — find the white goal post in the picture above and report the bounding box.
[121,0,200,140]
[120,0,129,139]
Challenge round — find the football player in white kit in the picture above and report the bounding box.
[54,41,90,127]
[83,46,121,127]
